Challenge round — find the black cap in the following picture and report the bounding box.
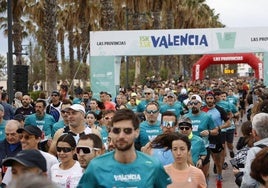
[51,90,60,96]
[14,114,25,121]
[2,149,47,172]
[17,126,42,138]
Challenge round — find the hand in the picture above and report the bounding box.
[141,142,152,155]
[196,159,203,169]
[200,130,209,137]
[233,167,240,175]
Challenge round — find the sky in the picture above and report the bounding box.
[1,0,268,56]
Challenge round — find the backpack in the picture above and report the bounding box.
[233,144,267,187]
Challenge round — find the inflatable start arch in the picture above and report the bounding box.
[192,53,263,80]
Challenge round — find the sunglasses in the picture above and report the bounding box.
[76,146,100,154]
[145,109,159,114]
[112,127,134,135]
[162,121,176,127]
[179,126,191,131]
[189,101,199,105]
[51,94,59,97]
[144,93,151,95]
[56,147,73,153]
[19,134,35,140]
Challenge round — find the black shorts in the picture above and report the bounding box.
[220,131,227,144]
[208,131,224,153]
[226,129,235,143]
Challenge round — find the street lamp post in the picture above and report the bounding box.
[7,0,14,104]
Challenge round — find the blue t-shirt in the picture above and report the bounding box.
[136,121,162,147]
[152,148,174,166]
[77,151,172,188]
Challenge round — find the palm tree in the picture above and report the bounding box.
[43,0,58,92]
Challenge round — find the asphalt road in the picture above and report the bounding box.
[208,122,242,188]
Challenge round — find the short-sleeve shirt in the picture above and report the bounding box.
[77,151,171,188]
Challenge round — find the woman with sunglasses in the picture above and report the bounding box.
[178,117,207,169]
[151,132,207,188]
[51,134,83,188]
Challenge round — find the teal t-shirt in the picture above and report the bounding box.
[52,120,65,138]
[184,112,215,147]
[77,151,172,188]
[24,113,56,139]
[0,119,7,141]
[136,121,162,147]
[160,102,183,118]
[190,134,207,165]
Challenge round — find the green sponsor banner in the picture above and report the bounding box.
[90,56,121,100]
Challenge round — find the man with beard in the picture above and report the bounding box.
[14,95,35,118]
[184,94,218,183]
[202,92,231,188]
[76,134,103,171]
[24,100,56,151]
[77,109,171,188]
[135,101,162,149]
[141,111,177,166]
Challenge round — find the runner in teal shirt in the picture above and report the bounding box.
[78,109,171,188]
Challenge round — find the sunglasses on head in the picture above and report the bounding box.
[76,146,100,154]
[56,147,73,153]
[112,127,134,135]
[145,109,159,114]
[179,126,191,131]
[162,121,176,127]
[189,101,199,105]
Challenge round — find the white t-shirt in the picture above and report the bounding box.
[2,150,58,185]
[51,161,83,188]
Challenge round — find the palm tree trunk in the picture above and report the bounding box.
[44,0,58,92]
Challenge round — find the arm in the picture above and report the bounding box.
[48,128,63,156]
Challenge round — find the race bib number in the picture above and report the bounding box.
[209,144,216,149]
[192,125,198,132]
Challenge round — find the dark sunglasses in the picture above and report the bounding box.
[162,121,176,127]
[112,127,134,135]
[56,147,73,153]
[144,93,151,95]
[145,109,159,114]
[51,94,59,97]
[76,146,100,154]
[179,126,191,131]
[189,101,199,105]
[19,134,35,140]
